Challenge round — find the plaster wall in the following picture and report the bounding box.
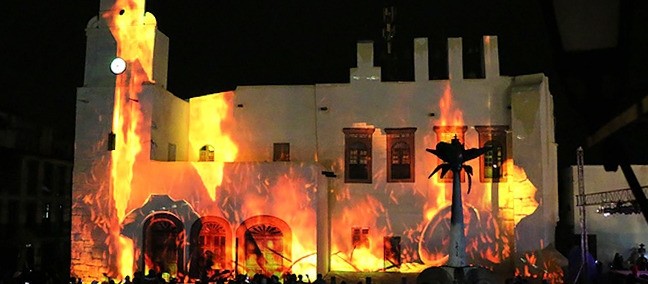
[171,37,557,268]
[568,165,648,267]
[510,74,559,252]
[83,26,118,87]
[228,85,317,162]
[152,31,169,88]
[72,86,116,277]
[145,87,189,161]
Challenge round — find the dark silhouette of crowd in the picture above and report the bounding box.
[57,271,330,284]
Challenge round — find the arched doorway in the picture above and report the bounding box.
[188,216,233,279]
[236,215,292,276]
[142,212,185,277]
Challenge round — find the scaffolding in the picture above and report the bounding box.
[575,147,589,283]
[576,186,648,206]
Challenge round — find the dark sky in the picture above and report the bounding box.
[3,0,647,164]
[2,0,555,122]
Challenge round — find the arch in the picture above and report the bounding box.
[188,216,233,278]
[236,215,292,276]
[142,212,185,277]
[121,195,200,275]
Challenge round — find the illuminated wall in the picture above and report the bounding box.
[72,1,559,282]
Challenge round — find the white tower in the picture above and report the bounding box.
[71,0,170,280]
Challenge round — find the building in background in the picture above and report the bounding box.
[565,165,648,270]
[0,110,73,281]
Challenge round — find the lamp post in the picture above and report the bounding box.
[426,135,489,267]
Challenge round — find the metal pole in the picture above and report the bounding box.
[576,146,588,282]
[447,169,467,267]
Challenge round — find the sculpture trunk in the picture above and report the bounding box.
[448,168,467,267]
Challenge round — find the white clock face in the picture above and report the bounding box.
[110,57,127,75]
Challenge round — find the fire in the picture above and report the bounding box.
[103,0,155,279]
[430,82,465,204]
[330,196,388,272]
[118,236,135,278]
[213,165,319,278]
[105,0,152,223]
[438,81,464,127]
[515,250,565,284]
[496,160,539,225]
[189,92,239,200]
[416,81,542,268]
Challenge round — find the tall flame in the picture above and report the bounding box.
[104,0,153,278]
[438,81,464,127]
[423,81,464,228]
[189,92,239,200]
[105,0,152,224]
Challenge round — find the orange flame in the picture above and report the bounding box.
[438,81,464,127]
[515,250,565,284]
[255,173,318,278]
[106,0,152,224]
[496,160,539,225]
[330,196,388,272]
[118,236,135,278]
[416,82,541,268]
[189,92,239,201]
[104,0,154,278]
[423,82,463,218]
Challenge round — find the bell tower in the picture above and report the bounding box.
[71,0,170,280]
[82,0,169,88]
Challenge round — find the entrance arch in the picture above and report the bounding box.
[142,212,185,276]
[236,215,292,276]
[188,216,233,278]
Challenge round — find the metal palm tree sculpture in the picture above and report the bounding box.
[427,135,490,267]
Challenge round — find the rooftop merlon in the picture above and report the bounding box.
[352,36,501,82]
[350,41,381,82]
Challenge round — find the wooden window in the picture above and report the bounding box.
[352,227,370,248]
[386,128,417,182]
[273,143,290,161]
[475,126,509,182]
[343,128,375,183]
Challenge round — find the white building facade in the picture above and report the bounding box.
[71,1,559,281]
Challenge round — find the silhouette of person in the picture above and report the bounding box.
[312,274,325,284]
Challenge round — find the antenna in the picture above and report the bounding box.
[382,6,396,54]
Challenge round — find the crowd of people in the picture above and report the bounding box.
[66,271,328,284]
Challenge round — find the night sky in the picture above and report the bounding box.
[2,0,647,165]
